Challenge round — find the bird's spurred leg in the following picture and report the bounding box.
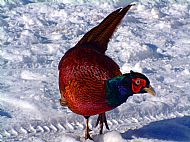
[84,116,93,140]
[95,113,109,134]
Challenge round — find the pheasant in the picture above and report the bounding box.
[58,4,156,140]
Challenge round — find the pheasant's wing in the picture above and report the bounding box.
[59,48,121,96]
[59,49,122,115]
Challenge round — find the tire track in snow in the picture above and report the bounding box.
[1,107,190,141]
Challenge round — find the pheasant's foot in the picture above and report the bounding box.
[85,129,93,140]
[95,113,109,134]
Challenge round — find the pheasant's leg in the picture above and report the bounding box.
[95,113,109,134]
[84,116,93,140]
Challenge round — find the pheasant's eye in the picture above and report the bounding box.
[135,80,141,85]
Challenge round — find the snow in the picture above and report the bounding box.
[0,0,190,142]
[94,131,125,142]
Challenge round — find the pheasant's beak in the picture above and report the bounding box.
[143,85,156,96]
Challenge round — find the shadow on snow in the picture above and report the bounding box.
[122,116,190,141]
[0,109,12,118]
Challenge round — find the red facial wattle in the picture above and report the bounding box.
[132,78,146,94]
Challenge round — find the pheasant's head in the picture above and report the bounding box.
[126,70,156,96]
[106,70,156,107]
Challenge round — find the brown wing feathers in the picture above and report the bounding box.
[76,4,134,54]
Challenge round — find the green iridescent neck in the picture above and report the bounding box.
[106,75,133,107]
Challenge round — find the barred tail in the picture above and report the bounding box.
[76,4,134,54]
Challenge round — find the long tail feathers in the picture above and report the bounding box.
[75,4,134,54]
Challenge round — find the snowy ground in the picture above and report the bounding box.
[0,0,190,142]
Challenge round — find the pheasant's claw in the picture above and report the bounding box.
[95,113,109,134]
[85,130,93,140]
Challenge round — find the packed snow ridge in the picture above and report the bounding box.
[0,0,190,142]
